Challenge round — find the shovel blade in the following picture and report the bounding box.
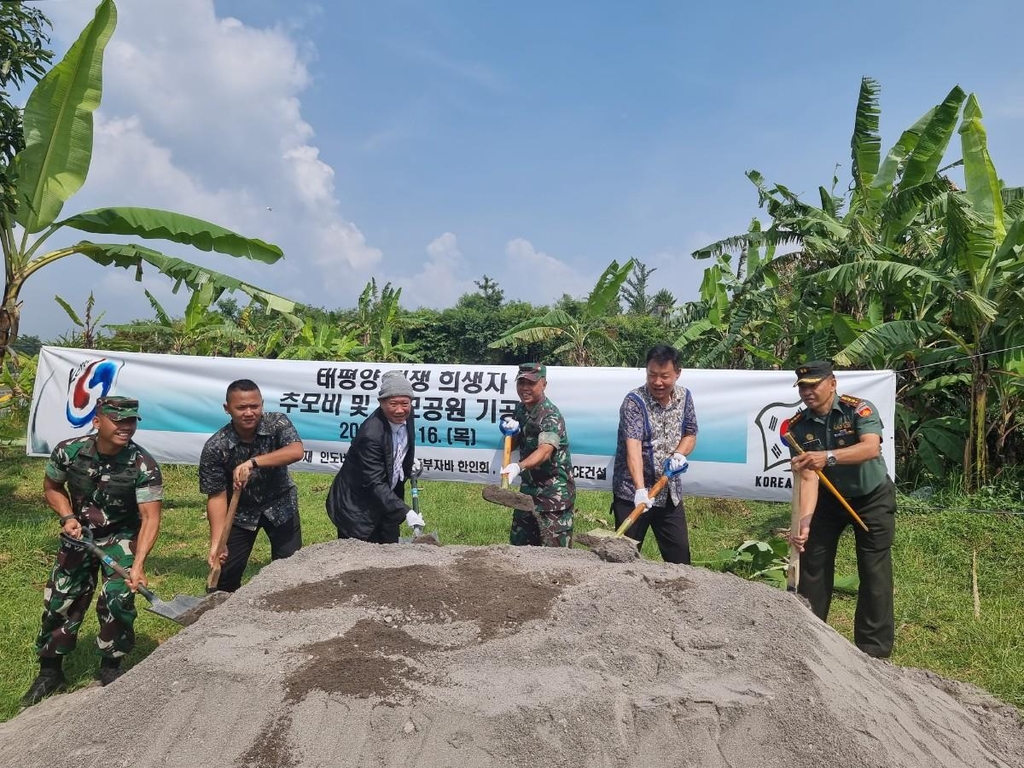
[144,594,206,626]
[482,484,535,511]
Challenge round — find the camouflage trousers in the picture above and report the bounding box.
[510,506,574,548]
[35,531,138,660]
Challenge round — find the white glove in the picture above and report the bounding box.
[405,510,425,528]
[411,458,423,477]
[500,416,521,436]
[668,452,689,474]
[633,487,652,509]
[501,462,521,484]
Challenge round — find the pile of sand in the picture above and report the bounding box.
[2,540,1022,767]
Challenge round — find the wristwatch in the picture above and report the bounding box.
[250,457,259,470]
[825,450,837,467]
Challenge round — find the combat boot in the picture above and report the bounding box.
[97,666,125,686]
[20,669,67,707]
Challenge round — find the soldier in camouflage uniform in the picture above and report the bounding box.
[21,396,163,707]
[611,345,698,564]
[200,379,304,592]
[499,363,576,547]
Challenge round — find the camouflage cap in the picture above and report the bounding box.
[96,396,142,421]
[794,360,834,386]
[516,362,546,382]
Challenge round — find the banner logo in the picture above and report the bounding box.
[754,400,801,472]
[66,359,123,427]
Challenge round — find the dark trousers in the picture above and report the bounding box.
[611,495,691,564]
[336,520,400,544]
[218,512,302,592]
[799,476,896,658]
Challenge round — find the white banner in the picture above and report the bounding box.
[28,347,896,501]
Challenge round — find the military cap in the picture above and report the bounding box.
[516,362,547,382]
[794,360,834,386]
[96,395,142,420]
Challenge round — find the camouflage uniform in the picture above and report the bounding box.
[510,396,576,547]
[36,435,163,660]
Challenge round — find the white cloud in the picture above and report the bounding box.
[501,238,589,299]
[20,0,386,339]
[396,232,475,308]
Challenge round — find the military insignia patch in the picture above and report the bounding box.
[857,404,872,417]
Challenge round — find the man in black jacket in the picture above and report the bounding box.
[326,371,424,542]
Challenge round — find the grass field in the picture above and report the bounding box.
[1,450,1022,722]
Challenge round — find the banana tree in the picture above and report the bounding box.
[489,259,634,366]
[0,0,296,367]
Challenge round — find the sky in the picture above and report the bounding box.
[15,0,1024,341]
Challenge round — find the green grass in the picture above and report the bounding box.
[2,451,1022,721]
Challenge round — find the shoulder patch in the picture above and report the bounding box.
[788,409,806,426]
[839,394,863,407]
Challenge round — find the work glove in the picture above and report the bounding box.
[667,452,689,474]
[501,462,521,485]
[499,416,521,436]
[411,458,423,477]
[405,510,425,528]
[633,487,652,510]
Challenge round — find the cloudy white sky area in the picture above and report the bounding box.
[17,0,1024,340]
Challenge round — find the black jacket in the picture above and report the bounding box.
[326,407,415,540]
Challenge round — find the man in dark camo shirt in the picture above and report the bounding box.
[199,379,304,592]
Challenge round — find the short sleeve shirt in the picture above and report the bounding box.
[513,396,576,513]
[46,435,163,534]
[199,412,301,530]
[787,393,888,498]
[612,384,698,505]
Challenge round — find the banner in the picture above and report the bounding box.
[28,347,896,501]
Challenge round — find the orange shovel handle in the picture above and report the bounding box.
[783,432,869,533]
[615,474,670,536]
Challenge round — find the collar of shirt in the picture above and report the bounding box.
[226,415,269,447]
[807,395,843,423]
[642,384,682,409]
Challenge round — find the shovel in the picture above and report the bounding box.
[207,491,241,592]
[586,461,688,540]
[400,463,440,545]
[61,530,203,626]
[482,433,534,512]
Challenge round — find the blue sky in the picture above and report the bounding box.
[18,0,1024,340]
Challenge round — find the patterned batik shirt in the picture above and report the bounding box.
[46,435,163,535]
[198,412,302,530]
[612,384,698,505]
[513,396,576,513]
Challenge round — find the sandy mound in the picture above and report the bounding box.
[2,541,1022,768]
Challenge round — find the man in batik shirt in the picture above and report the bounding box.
[199,379,303,592]
[611,345,698,563]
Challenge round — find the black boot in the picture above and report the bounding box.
[97,657,124,687]
[21,666,67,707]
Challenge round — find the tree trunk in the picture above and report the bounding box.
[964,359,989,492]
[0,283,22,369]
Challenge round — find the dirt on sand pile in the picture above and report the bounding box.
[1,540,1022,768]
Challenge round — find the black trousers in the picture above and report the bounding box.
[611,495,691,564]
[217,512,302,593]
[799,476,896,658]
[336,520,401,544]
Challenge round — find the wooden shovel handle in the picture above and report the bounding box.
[500,435,513,489]
[207,490,241,591]
[788,470,801,592]
[615,473,671,536]
[783,432,869,532]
